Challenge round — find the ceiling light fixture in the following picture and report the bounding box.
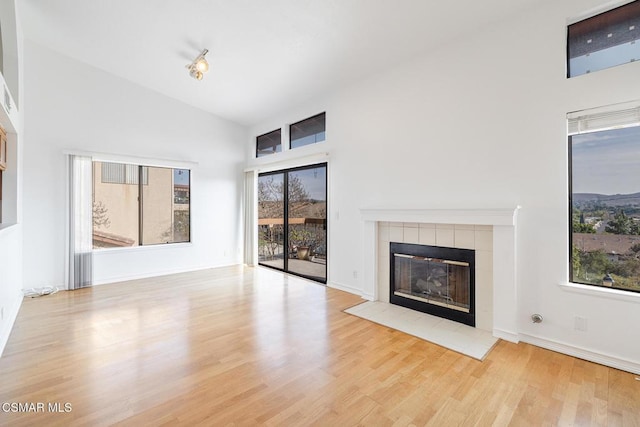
[187,49,209,81]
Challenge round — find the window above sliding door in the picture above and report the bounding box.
[290,113,325,149]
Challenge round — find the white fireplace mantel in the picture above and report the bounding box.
[360,207,519,226]
[360,206,521,343]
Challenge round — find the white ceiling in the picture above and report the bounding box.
[19,0,548,126]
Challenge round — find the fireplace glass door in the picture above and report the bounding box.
[390,242,475,326]
[393,254,470,313]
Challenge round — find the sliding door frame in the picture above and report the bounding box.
[258,162,327,284]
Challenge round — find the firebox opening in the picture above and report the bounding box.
[390,242,475,327]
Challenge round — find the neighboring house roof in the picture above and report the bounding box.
[573,233,640,255]
[93,230,136,247]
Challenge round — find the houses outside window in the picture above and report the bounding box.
[568,0,640,77]
[92,161,190,248]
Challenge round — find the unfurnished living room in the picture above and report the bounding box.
[1,0,640,425]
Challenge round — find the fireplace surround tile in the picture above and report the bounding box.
[378,222,390,242]
[404,226,420,244]
[476,250,492,272]
[474,224,492,231]
[435,223,455,229]
[418,227,436,245]
[435,228,455,246]
[475,230,493,251]
[455,224,476,231]
[454,229,475,249]
[389,224,404,242]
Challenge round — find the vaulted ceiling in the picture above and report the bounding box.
[20,0,549,126]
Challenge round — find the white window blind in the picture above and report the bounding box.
[568,100,640,135]
[101,162,149,185]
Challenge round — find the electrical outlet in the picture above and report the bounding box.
[1,307,4,321]
[574,316,588,332]
[353,270,358,279]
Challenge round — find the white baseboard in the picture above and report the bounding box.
[0,293,23,357]
[520,333,640,375]
[327,281,363,297]
[361,293,375,301]
[493,328,520,343]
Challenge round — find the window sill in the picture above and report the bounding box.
[93,242,193,254]
[0,222,19,236]
[559,282,640,304]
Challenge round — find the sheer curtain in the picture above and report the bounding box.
[68,155,93,289]
[243,170,257,266]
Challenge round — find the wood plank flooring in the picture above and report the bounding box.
[0,265,638,426]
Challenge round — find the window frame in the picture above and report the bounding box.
[568,100,640,293]
[256,128,282,158]
[567,0,640,78]
[92,160,191,249]
[289,112,326,150]
[257,162,328,284]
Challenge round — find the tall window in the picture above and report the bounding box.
[569,101,640,292]
[92,161,190,248]
[290,113,325,149]
[568,1,640,77]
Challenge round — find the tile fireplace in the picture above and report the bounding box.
[360,207,520,341]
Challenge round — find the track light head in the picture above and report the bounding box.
[195,57,209,73]
[189,68,203,80]
[187,49,209,80]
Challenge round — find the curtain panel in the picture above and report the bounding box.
[68,155,93,289]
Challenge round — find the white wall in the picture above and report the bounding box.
[23,40,246,288]
[0,0,24,356]
[249,0,640,372]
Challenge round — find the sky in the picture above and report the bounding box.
[572,126,640,194]
[259,166,327,201]
[174,169,189,185]
[290,166,326,200]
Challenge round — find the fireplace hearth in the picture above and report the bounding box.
[390,242,475,326]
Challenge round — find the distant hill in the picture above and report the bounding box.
[573,192,640,207]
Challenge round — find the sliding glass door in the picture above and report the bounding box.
[257,172,285,270]
[258,163,327,283]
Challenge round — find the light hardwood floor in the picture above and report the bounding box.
[0,265,639,426]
